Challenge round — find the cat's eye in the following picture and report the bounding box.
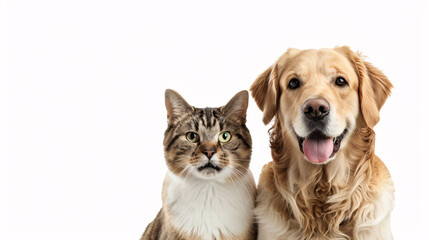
[218,131,232,143]
[335,77,348,87]
[186,132,199,143]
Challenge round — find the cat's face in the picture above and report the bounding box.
[163,90,252,181]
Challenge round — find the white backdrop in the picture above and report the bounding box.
[1,0,428,239]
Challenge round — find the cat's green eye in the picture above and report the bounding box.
[186,132,199,143]
[218,131,232,143]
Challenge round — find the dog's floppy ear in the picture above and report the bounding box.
[336,46,393,128]
[250,48,300,125]
[250,63,280,125]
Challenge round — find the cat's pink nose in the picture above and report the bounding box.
[203,147,216,159]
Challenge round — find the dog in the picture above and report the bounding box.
[250,46,394,239]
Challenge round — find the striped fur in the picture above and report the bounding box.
[141,90,256,240]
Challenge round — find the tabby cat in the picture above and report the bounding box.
[141,89,256,240]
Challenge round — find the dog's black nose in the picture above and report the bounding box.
[303,98,330,121]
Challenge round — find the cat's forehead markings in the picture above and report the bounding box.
[191,108,221,141]
[196,108,219,129]
[200,130,218,142]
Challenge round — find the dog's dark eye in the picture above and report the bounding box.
[288,78,300,90]
[335,77,347,87]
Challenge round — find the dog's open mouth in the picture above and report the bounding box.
[296,129,347,164]
[197,162,221,172]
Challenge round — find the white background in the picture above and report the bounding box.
[1,0,428,239]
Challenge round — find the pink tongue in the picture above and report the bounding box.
[303,137,334,163]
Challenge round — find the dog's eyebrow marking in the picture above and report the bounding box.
[327,66,346,75]
[280,71,304,88]
[325,67,352,82]
[286,72,300,80]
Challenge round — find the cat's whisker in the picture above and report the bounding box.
[167,159,183,169]
[231,159,250,162]
[175,165,192,187]
[235,167,254,188]
[143,90,256,239]
[182,166,193,182]
[229,172,242,202]
[168,161,187,174]
[167,156,189,165]
[178,165,191,179]
[230,167,253,200]
[171,163,190,184]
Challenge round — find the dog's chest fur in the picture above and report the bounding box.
[293,178,351,237]
[256,154,394,240]
[164,171,254,240]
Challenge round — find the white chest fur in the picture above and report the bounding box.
[163,170,255,240]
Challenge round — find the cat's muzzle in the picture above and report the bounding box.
[197,162,221,172]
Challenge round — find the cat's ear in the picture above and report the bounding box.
[165,89,193,122]
[222,90,249,123]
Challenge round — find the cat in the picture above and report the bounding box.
[141,89,256,240]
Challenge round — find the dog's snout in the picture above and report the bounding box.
[303,98,330,121]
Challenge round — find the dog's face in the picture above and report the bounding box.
[278,49,359,164]
[251,46,392,164]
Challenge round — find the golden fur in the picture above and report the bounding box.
[251,46,394,239]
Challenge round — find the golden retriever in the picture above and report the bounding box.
[250,46,394,239]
